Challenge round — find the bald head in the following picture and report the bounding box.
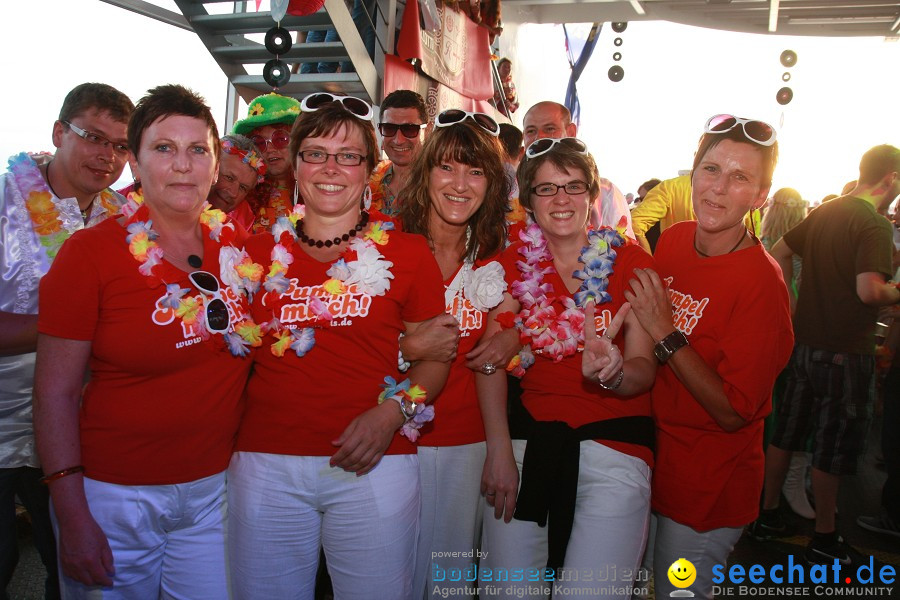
[522,101,577,149]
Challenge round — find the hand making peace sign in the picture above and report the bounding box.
[582,300,631,385]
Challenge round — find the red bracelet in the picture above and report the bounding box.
[40,466,85,485]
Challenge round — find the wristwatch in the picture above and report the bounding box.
[654,330,689,363]
[397,396,418,421]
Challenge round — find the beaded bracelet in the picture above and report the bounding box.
[597,368,625,391]
[40,465,85,485]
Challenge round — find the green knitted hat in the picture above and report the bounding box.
[232,93,301,136]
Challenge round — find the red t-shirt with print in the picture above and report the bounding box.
[499,239,655,467]
[650,221,793,530]
[38,217,253,485]
[237,228,445,456]
[423,256,506,446]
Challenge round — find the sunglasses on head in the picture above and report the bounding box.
[378,122,426,138]
[189,271,231,333]
[525,137,589,159]
[435,109,500,136]
[250,129,291,151]
[300,93,374,121]
[704,114,776,146]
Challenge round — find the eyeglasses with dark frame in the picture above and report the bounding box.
[298,150,367,166]
[530,181,590,197]
[188,271,231,333]
[378,122,427,138]
[251,130,291,151]
[62,121,130,157]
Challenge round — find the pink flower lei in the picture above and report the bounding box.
[260,205,396,358]
[122,192,263,357]
[506,222,626,369]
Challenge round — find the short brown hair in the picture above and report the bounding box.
[128,85,219,160]
[517,143,601,212]
[289,103,378,175]
[381,89,427,123]
[59,82,133,124]
[398,121,509,261]
[858,144,900,186]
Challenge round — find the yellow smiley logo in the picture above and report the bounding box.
[667,558,697,588]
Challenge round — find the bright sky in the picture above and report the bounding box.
[2,1,899,201]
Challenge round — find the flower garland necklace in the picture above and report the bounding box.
[505,222,625,369]
[122,192,264,357]
[9,152,119,259]
[261,205,396,358]
[443,227,507,320]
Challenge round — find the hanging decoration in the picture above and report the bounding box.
[263,2,293,89]
[608,22,627,82]
[563,23,601,128]
[777,49,796,106]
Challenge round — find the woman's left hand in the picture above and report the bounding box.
[465,328,521,372]
[582,301,628,383]
[331,402,404,475]
[624,268,675,341]
[481,445,519,522]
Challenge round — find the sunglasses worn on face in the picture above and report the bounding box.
[378,122,426,138]
[300,93,374,120]
[525,137,588,160]
[63,121,130,157]
[435,110,500,136]
[704,114,777,146]
[189,271,231,333]
[251,130,291,151]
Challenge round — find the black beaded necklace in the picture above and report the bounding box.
[296,211,369,248]
[694,227,747,258]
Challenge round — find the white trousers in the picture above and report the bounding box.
[651,514,743,600]
[481,440,651,600]
[227,451,420,600]
[413,442,486,600]
[54,472,228,600]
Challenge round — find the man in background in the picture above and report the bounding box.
[0,82,134,599]
[369,89,428,216]
[521,101,633,238]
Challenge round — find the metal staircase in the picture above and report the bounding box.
[172,0,386,104]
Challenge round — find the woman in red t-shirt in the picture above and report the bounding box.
[480,138,658,599]
[624,115,793,599]
[34,85,257,598]
[397,110,516,599]
[227,94,450,600]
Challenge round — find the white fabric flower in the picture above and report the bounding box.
[465,261,507,311]
[219,246,247,293]
[270,216,296,243]
[345,243,394,296]
[271,243,294,266]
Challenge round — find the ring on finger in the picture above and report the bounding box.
[480,362,497,375]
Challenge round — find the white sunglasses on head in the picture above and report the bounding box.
[300,93,374,121]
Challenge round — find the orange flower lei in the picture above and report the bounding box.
[10,152,120,259]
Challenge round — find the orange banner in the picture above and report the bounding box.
[396,0,493,100]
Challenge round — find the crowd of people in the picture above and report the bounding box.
[0,80,898,600]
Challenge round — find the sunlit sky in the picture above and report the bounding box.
[2,0,899,202]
